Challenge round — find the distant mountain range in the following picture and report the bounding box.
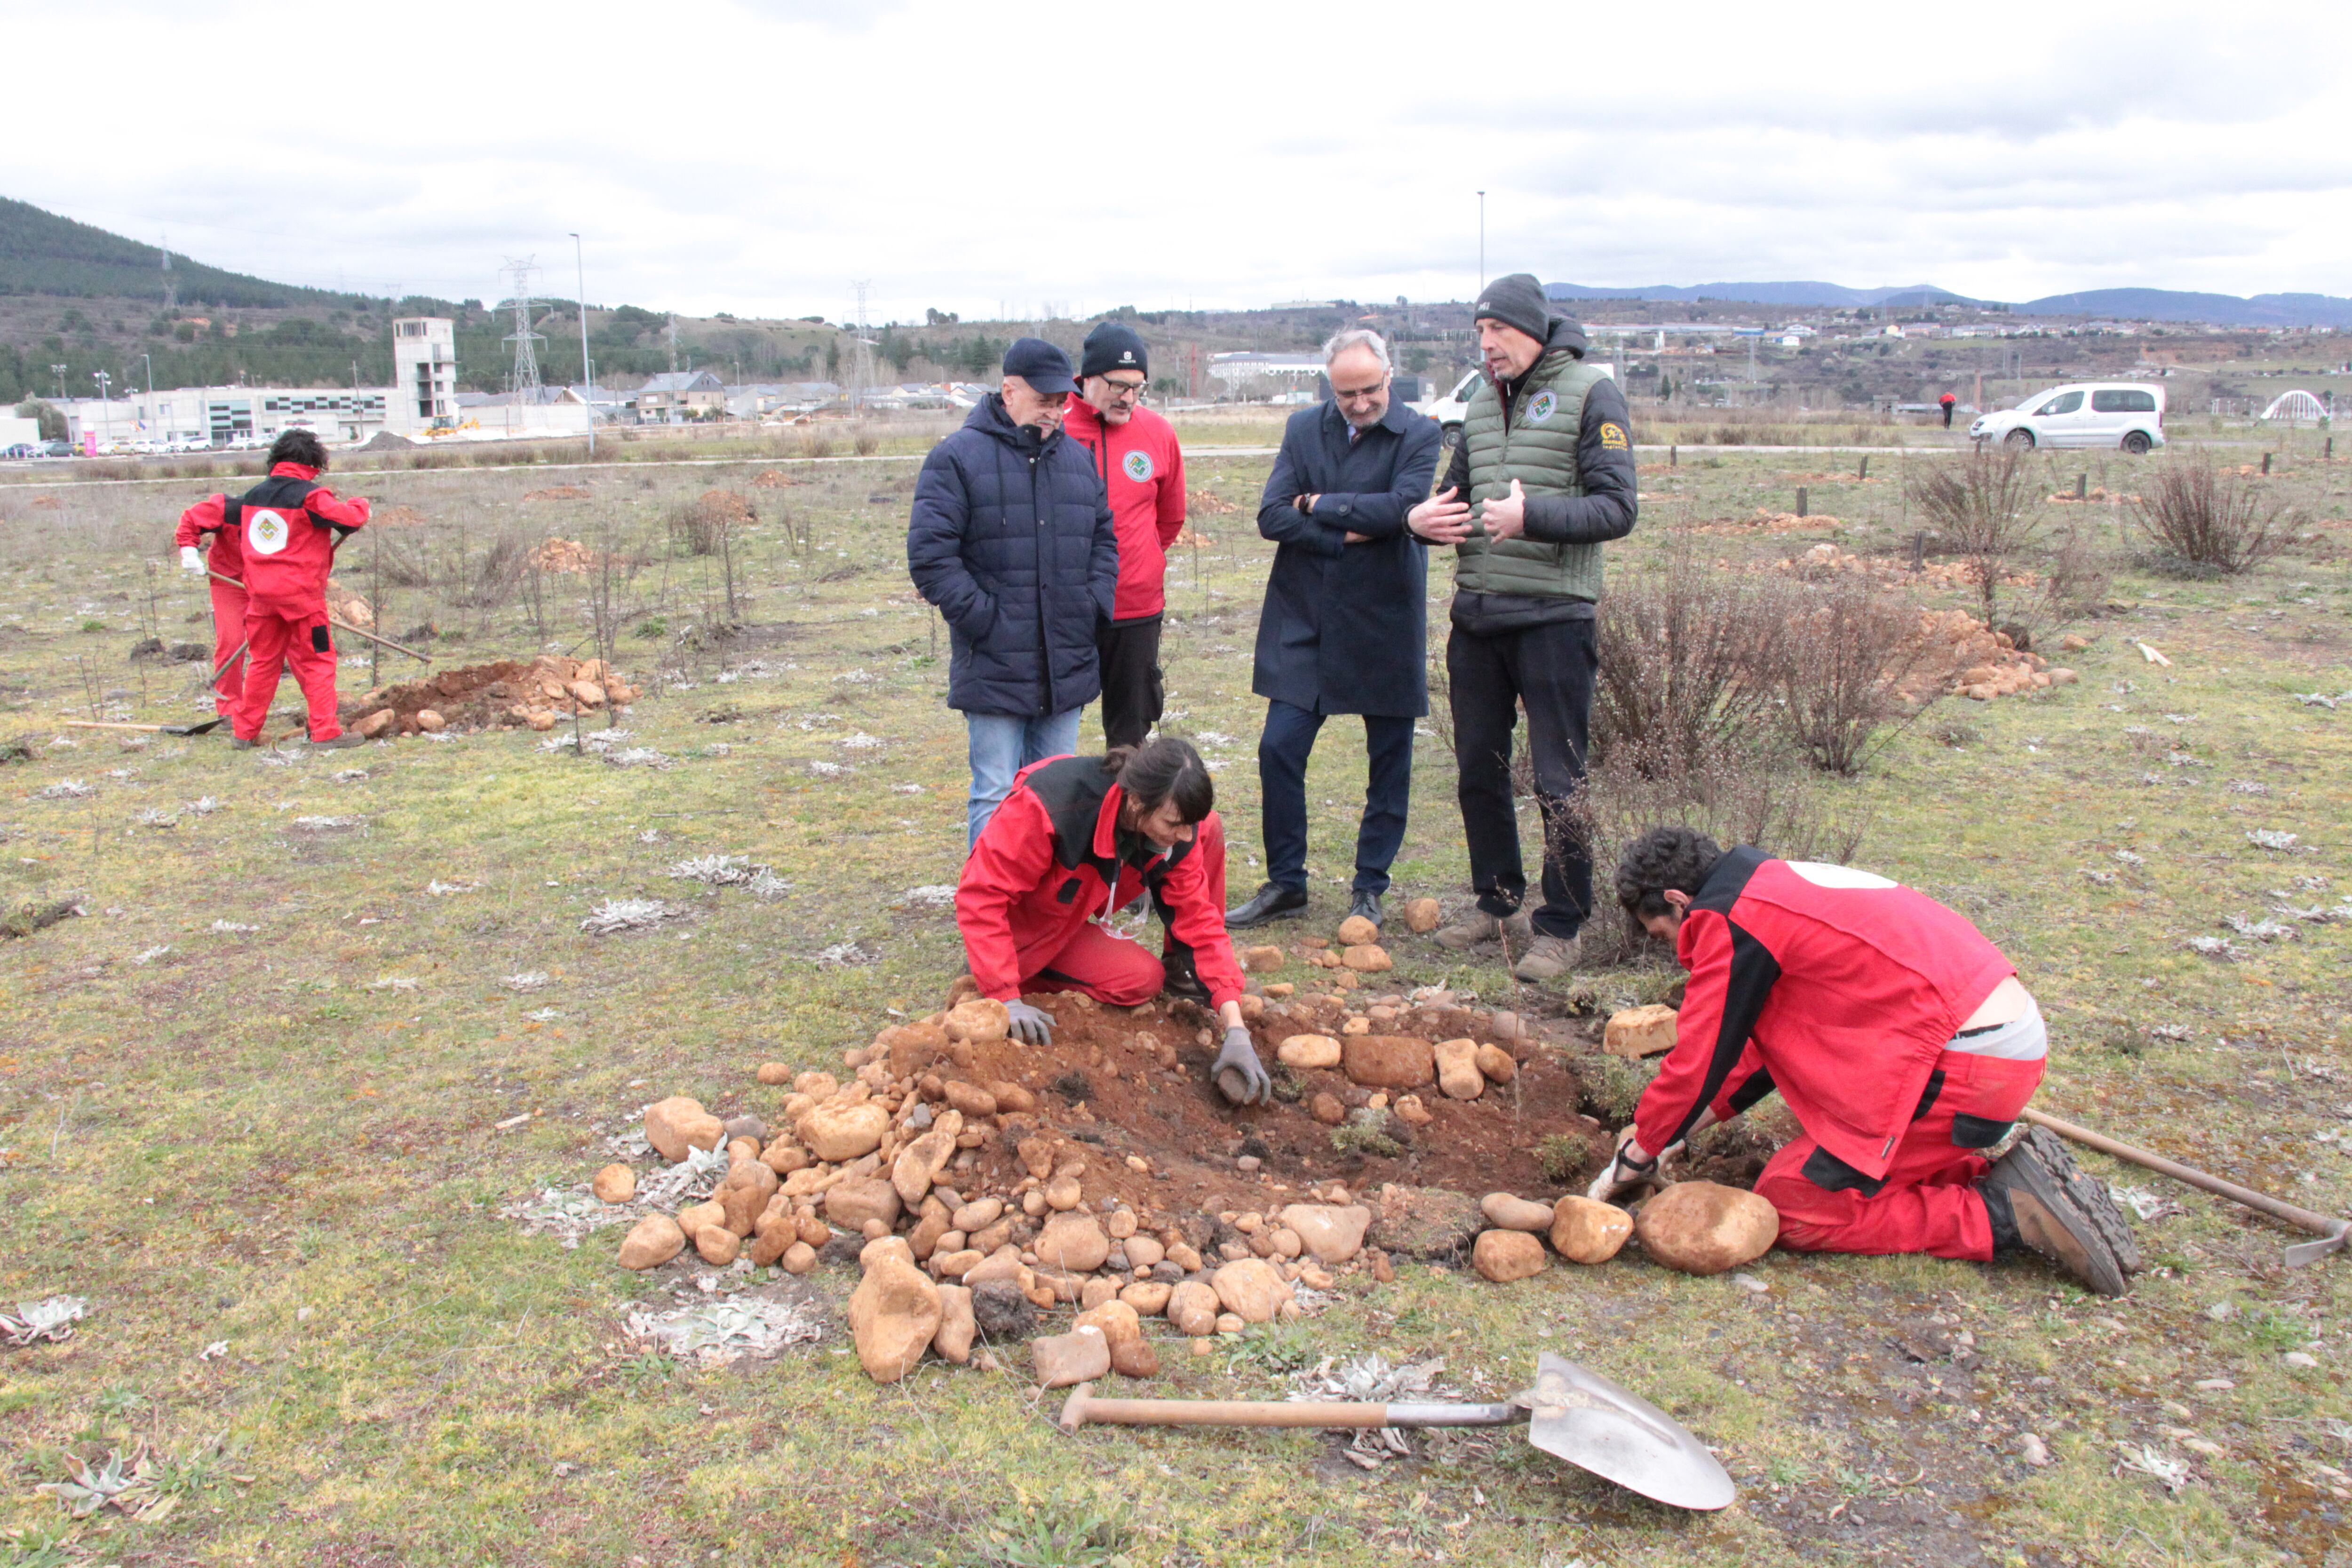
[0,196,355,308]
[1543,279,2352,328]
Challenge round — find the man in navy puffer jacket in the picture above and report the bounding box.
[909,338,1120,844]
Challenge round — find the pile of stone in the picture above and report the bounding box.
[345,655,640,739]
[1901,608,2075,705]
[1468,1181,1778,1283]
[609,1020,1386,1386]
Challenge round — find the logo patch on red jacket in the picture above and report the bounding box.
[1598,422,1629,450]
[246,508,291,554]
[1122,450,1154,482]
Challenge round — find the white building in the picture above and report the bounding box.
[57,386,390,450]
[1208,352,1326,400]
[389,317,459,431]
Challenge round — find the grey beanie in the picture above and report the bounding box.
[1473,272,1551,342]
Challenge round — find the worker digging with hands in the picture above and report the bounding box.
[1589,828,2142,1295]
[214,429,371,750]
[954,736,1273,1106]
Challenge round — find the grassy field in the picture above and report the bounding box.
[0,428,2348,1568]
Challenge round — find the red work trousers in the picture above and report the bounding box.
[1754,1048,2044,1262]
[231,600,342,741]
[207,579,248,714]
[1021,921,1166,1008]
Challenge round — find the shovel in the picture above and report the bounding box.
[65,718,223,737]
[2023,1107,2349,1267]
[1056,1351,1736,1512]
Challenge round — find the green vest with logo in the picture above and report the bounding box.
[1457,353,1613,601]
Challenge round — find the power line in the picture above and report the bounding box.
[501,255,545,400]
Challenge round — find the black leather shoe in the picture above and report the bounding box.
[1348,889,1382,929]
[1225,882,1308,928]
[1160,949,1211,1005]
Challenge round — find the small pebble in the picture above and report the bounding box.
[1730,1273,1768,1294]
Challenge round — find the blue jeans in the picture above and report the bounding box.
[1256,699,1415,898]
[967,708,1083,847]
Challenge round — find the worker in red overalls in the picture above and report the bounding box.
[175,475,251,718]
[216,430,371,749]
[954,736,1273,1106]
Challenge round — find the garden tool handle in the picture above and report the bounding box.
[2021,1108,2343,1237]
[1057,1385,1522,1433]
[207,568,433,664]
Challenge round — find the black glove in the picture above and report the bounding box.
[1005,1000,1055,1046]
[1211,1026,1273,1106]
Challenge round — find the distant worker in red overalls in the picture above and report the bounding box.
[954,736,1274,1106]
[1939,392,1957,429]
[175,468,252,719]
[206,430,371,749]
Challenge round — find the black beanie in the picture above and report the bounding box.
[1081,321,1149,380]
[1473,272,1551,343]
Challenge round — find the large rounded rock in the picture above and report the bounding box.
[1400,897,1442,933]
[944,997,1009,1045]
[1550,1196,1634,1264]
[933,1284,976,1365]
[591,1163,637,1203]
[616,1213,684,1270]
[1342,1035,1434,1090]
[1342,943,1392,973]
[1210,1258,1292,1324]
[799,1099,890,1162]
[848,1257,943,1383]
[1635,1181,1779,1275]
[825,1177,903,1232]
[1479,1193,1554,1233]
[1277,1203,1371,1264]
[644,1096,725,1163]
[1472,1228,1548,1283]
[1336,914,1380,947]
[1036,1212,1111,1274]
[1605,1004,1679,1060]
[1435,1038,1485,1100]
[1167,1280,1220,1337]
[891,1114,963,1205]
[1277,1034,1343,1069]
[1031,1327,1110,1388]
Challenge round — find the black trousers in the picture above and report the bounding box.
[1256,699,1415,897]
[1446,617,1597,939]
[1096,615,1165,750]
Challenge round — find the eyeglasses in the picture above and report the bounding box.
[1098,378,1146,399]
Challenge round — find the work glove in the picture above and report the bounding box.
[179,546,204,577]
[1211,1026,1274,1107]
[1004,999,1055,1046]
[1586,1126,1662,1206]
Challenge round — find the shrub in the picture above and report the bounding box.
[2131,459,2288,575]
[1779,577,1934,775]
[668,495,734,557]
[1906,447,2045,626]
[1592,544,1796,776]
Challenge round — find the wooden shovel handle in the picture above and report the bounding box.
[207,568,430,663]
[2023,1107,2344,1238]
[1059,1385,1392,1433]
[65,721,162,732]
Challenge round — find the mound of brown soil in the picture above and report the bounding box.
[528,539,606,574]
[342,654,638,736]
[523,484,591,502]
[752,470,806,489]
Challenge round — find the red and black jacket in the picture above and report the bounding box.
[956,754,1246,1009]
[1632,848,2015,1182]
[214,463,368,612]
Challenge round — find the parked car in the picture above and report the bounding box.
[1970,382,2165,453]
[0,443,37,460]
[38,440,73,458]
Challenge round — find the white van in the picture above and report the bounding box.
[1969,382,2165,454]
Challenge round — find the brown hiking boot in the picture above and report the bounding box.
[309,732,368,750]
[1982,1127,2131,1296]
[1511,932,1581,982]
[1433,908,1534,951]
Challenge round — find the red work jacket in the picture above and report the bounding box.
[1633,849,2015,1181]
[1061,399,1186,621]
[956,755,1245,1009]
[175,491,248,579]
[215,463,369,613]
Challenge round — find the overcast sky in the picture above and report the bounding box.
[10,0,2350,322]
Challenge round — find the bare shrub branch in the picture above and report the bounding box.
[1780,578,1937,775]
[2130,459,2289,575]
[1592,545,1797,776]
[1905,448,2045,627]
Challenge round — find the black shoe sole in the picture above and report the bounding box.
[2022,1126,2143,1274]
[1990,1128,2130,1294]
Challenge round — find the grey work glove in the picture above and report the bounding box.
[1004,999,1055,1046]
[1211,1026,1274,1107]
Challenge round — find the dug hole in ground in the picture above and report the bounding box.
[585,926,1785,1388]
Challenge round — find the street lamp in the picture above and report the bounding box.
[570,232,595,456]
[138,353,153,444]
[92,371,112,448]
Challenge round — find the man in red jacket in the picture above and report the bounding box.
[175,477,251,716]
[1062,322,1186,749]
[1589,828,2139,1295]
[955,736,1272,1105]
[215,430,371,749]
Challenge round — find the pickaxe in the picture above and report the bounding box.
[2023,1107,2349,1267]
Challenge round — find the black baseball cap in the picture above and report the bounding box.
[1002,337,1078,396]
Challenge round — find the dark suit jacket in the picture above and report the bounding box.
[1249,395,1442,717]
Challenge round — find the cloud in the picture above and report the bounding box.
[8,0,2350,317]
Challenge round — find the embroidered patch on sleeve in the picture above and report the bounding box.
[1598,422,1629,450]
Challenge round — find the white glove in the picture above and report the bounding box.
[179,546,204,577]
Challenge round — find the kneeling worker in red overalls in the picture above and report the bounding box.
[1590,827,2141,1295]
[955,736,1275,1105]
[211,430,371,749]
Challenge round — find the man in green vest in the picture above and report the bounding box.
[1406,273,1638,981]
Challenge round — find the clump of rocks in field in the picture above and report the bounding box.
[342,655,641,739]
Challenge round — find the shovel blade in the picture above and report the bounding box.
[1524,1353,1736,1512]
[2283,1223,2348,1268]
[164,719,222,736]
